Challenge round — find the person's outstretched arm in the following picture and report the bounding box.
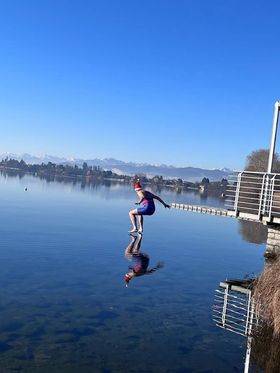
[150,193,170,208]
[146,261,164,274]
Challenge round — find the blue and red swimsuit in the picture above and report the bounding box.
[136,191,155,216]
[129,253,150,275]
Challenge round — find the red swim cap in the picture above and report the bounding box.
[134,182,142,191]
[124,273,132,285]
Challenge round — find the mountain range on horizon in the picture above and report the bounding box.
[0,152,234,182]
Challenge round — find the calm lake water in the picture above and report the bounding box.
[0,173,265,372]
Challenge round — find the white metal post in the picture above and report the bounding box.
[267,101,280,173]
[222,284,229,327]
[234,172,243,215]
[268,175,276,220]
[244,297,255,373]
[244,336,252,373]
[259,174,267,218]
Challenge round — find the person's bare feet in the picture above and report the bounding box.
[129,228,138,233]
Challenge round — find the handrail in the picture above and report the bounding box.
[226,170,280,222]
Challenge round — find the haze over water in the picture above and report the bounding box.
[0,172,264,372]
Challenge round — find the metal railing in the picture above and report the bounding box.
[213,280,259,373]
[213,281,257,337]
[226,171,280,221]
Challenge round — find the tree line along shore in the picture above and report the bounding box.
[0,157,228,197]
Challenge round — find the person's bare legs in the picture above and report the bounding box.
[125,234,137,258]
[132,233,142,253]
[137,215,143,233]
[129,209,138,232]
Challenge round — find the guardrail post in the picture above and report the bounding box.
[262,174,275,218]
[259,174,268,218]
[221,284,229,327]
[234,172,243,216]
[244,296,255,373]
[268,175,276,221]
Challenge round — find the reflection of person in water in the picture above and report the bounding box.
[124,234,164,286]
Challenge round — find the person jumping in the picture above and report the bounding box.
[129,181,170,234]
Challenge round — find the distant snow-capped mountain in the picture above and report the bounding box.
[0,153,70,164]
[0,152,234,182]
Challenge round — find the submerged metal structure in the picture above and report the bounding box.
[213,280,258,373]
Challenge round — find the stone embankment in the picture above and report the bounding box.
[266,224,280,256]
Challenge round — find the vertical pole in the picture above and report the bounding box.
[259,174,266,218]
[222,284,229,327]
[244,297,255,373]
[244,336,252,373]
[234,172,243,216]
[268,175,276,220]
[267,101,280,173]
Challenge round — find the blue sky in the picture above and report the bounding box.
[0,0,279,169]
